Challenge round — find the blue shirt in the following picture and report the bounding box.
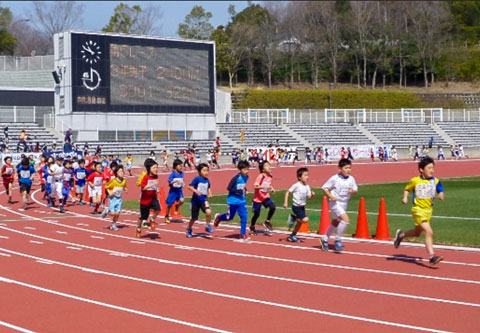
[17,165,36,186]
[190,176,210,205]
[168,171,184,193]
[226,173,248,205]
[75,168,87,186]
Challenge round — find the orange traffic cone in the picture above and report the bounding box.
[170,201,184,219]
[355,197,371,239]
[317,196,331,235]
[375,198,391,240]
[298,220,309,233]
[159,187,167,217]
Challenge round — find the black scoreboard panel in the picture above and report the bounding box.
[71,32,215,113]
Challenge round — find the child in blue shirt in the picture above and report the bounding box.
[186,163,213,238]
[74,159,87,205]
[165,159,185,223]
[17,157,36,210]
[214,161,250,241]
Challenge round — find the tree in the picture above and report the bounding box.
[211,25,229,85]
[0,4,16,55]
[258,12,278,88]
[103,3,162,35]
[29,1,84,38]
[448,0,480,45]
[177,5,213,40]
[10,19,51,56]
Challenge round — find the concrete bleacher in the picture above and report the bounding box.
[0,71,53,89]
[217,123,303,148]
[362,122,448,148]
[285,123,373,147]
[436,121,480,147]
[159,140,235,153]
[79,141,157,156]
[1,122,58,151]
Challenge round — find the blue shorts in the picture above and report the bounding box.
[109,196,123,213]
[166,191,184,206]
[252,198,274,213]
[292,205,307,220]
[46,183,52,194]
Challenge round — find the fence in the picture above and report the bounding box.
[230,108,480,124]
[0,55,54,71]
[0,106,54,126]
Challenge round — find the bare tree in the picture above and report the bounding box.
[135,4,163,35]
[10,19,51,56]
[225,24,248,88]
[29,1,85,38]
[258,12,278,88]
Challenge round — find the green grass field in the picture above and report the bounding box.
[123,176,480,247]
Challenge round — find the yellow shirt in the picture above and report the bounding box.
[405,176,443,209]
[136,171,147,186]
[105,177,127,197]
[124,157,133,164]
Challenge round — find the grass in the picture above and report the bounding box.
[123,176,480,247]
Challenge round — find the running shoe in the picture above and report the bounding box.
[149,217,156,230]
[334,240,344,251]
[59,205,65,213]
[213,213,221,227]
[165,215,171,224]
[205,224,214,233]
[320,238,329,251]
[429,256,444,265]
[7,198,12,204]
[101,208,109,219]
[186,227,193,238]
[394,229,403,249]
[286,235,300,243]
[249,225,257,235]
[109,224,119,231]
[135,228,141,238]
[47,202,51,208]
[23,203,27,210]
[263,221,273,232]
[240,234,251,242]
[141,220,149,229]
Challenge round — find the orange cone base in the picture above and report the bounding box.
[298,221,309,233]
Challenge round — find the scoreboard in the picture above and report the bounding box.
[70,31,215,114]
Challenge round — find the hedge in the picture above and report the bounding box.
[237,89,461,109]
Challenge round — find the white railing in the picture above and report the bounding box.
[230,108,480,124]
[0,106,54,126]
[0,55,54,71]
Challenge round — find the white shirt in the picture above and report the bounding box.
[322,174,358,203]
[288,182,312,207]
[50,164,64,182]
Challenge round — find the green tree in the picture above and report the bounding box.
[177,5,213,40]
[102,3,142,34]
[448,0,480,45]
[211,25,228,85]
[0,4,16,55]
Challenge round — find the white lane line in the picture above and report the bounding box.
[56,231,68,235]
[29,240,43,245]
[24,226,36,230]
[0,235,9,239]
[90,236,104,239]
[1,206,479,286]
[66,246,82,251]
[36,260,53,265]
[0,252,11,257]
[0,320,35,333]
[0,257,453,333]
[0,275,231,333]
[77,223,89,226]
[130,241,145,244]
[109,252,129,257]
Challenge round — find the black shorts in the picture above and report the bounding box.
[292,205,306,220]
[191,201,210,221]
[20,183,31,194]
[139,197,161,221]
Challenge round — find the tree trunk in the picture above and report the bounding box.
[297,61,301,82]
[423,59,428,88]
[362,53,367,87]
[430,71,434,85]
[404,65,407,87]
[333,57,338,86]
[248,57,254,87]
[399,57,403,88]
[355,55,360,88]
[228,71,234,89]
[382,73,386,89]
[372,65,377,90]
[268,70,272,88]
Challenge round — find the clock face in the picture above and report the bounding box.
[80,40,101,64]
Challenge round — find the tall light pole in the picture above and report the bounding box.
[10,18,30,30]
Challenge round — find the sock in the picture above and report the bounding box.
[94,203,100,212]
[335,221,348,241]
[325,225,336,241]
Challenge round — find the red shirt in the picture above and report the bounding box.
[38,162,46,184]
[103,168,114,182]
[140,174,158,205]
[85,157,92,171]
[1,164,14,183]
[253,173,273,203]
[87,171,104,187]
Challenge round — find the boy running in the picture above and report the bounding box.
[250,161,276,235]
[103,165,127,231]
[124,154,133,176]
[394,157,445,265]
[320,158,358,251]
[186,163,213,238]
[165,159,185,224]
[136,159,160,238]
[74,159,87,205]
[49,157,65,213]
[2,156,15,203]
[86,162,105,214]
[17,157,36,210]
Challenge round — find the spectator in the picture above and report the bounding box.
[65,128,72,144]
[83,142,89,155]
[214,136,221,150]
[347,147,354,160]
[428,136,434,149]
[95,145,101,155]
[240,130,245,145]
[3,125,8,143]
[34,142,40,153]
[63,140,73,153]
[17,130,28,152]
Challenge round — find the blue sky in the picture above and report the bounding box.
[5,1,260,38]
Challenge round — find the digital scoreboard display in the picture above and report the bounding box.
[70,32,215,113]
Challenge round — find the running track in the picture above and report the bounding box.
[1,159,479,332]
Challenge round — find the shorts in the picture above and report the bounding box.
[292,205,307,220]
[46,183,52,194]
[3,180,13,189]
[76,185,85,194]
[89,185,102,198]
[20,183,31,194]
[139,197,161,221]
[191,201,210,221]
[329,201,348,220]
[109,196,123,213]
[252,198,274,213]
[411,206,432,226]
[126,163,132,170]
[166,191,184,206]
[54,181,64,199]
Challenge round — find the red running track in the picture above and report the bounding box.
[0,159,479,332]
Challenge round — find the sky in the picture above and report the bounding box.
[4,1,261,38]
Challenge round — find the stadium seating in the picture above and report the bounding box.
[0,70,53,89]
[285,123,374,146]
[362,122,448,148]
[158,140,235,153]
[78,141,157,156]
[436,121,480,147]
[1,122,58,151]
[217,123,303,148]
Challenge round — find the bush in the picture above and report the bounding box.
[238,89,425,109]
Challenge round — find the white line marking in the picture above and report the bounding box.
[76,223,89,226]
[0,257,454,333]
[0,252,11,257]
[0,235,8,239]
[56,231,68,235]
[0,320,35,333]
[29,240,43,245]
[0,276,231,332]
[130,241,145,244]
[24,226,36,230]
[35,260,53,265]
[90,236,104,239]
[66,246,82,251]
[109,252,129,257]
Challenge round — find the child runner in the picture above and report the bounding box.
[206,150,213,168]
[101,161,117,214]
[165,159,185,224]
[250,161,276,235]
[136,159,160,238]
[61,160,74,211]
[283,167,315,242]
[37,155,46,195]
[2,156,15,203]
[183,151,192,171]
[394,157,445,265]
[50,156,65,213]
[75,159,87,205]
[87,162,105,214]
[103,165,127,231]
[214,161,250,241]
[320,158,358,251]
[212,149,220,169]
[161,150,169,171]
[186,163,213,238]
[124,153,133,176]
[17,157,36,210]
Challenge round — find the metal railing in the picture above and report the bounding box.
[0,106,54,126]
[0,55,54,71]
